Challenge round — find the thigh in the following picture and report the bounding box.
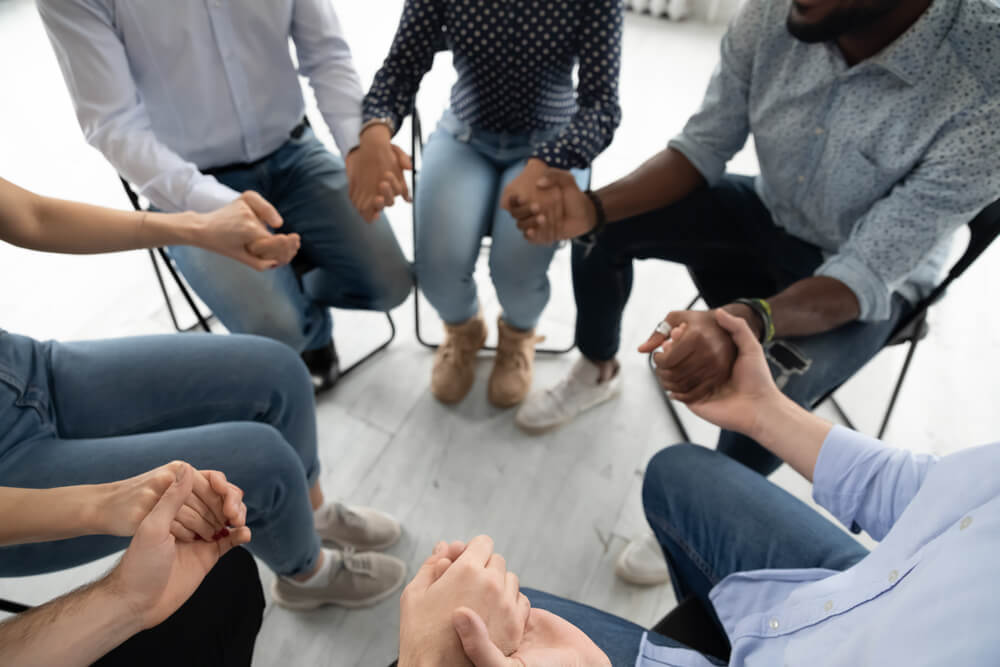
[46,334,315,449]
[488,163,589,276]
[270,131,412,311]
[415,126,499,277]
[94,547,264,667]
[641,445,868,604]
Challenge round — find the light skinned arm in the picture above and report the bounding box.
[0,462,246,547]
[0,177,299,270]
[0,464,251,667]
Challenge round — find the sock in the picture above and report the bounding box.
[283,548,339,589]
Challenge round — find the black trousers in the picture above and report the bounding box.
[94,547,264,667]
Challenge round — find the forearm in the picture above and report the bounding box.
[749,395,833,481]
[0,579,141,667]
[725,276,861,339]
[1,179,205,255]
[596,148,705,223]
[0,485,106,546]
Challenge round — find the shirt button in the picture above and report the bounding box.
[960,516,973,530]
[824,600,834,612]
[769,617,780,630]
[888,569,899,584]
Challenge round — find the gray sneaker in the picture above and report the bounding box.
[315,502,402,551]
[271,548,407,610]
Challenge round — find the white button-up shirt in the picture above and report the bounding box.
[38,0,365,213]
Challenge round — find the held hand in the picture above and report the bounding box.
[399,536,531,666]
[345,125,411,222]
[198,191,300,270]
[639,309,737,403]
[661,309,782,435]
[501,160,562,244]
[510,169,596,244]
[455,607,611,667]
[108,463,252,630]
[97,462,247,543]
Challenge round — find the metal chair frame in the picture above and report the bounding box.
[409,107,576,355]
[118,178,397,378]
[652,197,1000,441]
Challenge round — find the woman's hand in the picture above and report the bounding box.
[195,191,300,270]
[92,462,246,543]
[345,124,412,222]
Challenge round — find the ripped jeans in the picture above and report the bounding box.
[572,175,912,475]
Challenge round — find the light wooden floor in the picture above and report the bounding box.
[1,1,999,665]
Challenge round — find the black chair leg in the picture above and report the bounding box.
[826,396,858,432]
[338,313,397,378]
[878,339,918,439]
[154,249,212,333]
[0,598,30,614]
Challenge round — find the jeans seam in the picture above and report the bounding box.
[648,513,720,589]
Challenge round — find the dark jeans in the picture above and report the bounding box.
[573,175,911,474]
[100,547,263,666]
[530,444,869,666]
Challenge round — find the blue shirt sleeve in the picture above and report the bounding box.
[812,425,938,541]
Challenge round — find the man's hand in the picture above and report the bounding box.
[196,191,300,270]
[454,607,611,667]
[501,160,563,243]
[399,536,531,667]
[345,124,412,222]
[108,463,252,630]
[638,309,738,402]
[92,462,246,544]
[656,310,783,436]
[509,169,597,244]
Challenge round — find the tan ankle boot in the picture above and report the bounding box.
[431,312,488,404]
[488,317,543,408]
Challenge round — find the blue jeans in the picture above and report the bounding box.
[527,444,868,666]
[415,110,589,330]
[169,126,412,353]
[572,175,912,474]
[0,330,322,578]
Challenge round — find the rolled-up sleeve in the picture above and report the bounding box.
[666,0,763,185]
[532,0,622,169]
[813,425,937,541]
[816,103,1000,321]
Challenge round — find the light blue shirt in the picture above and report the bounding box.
[636,425,1000,666]
[37,0,365,213]
[669,0,1000,321]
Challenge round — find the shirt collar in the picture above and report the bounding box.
[865,0,962,85]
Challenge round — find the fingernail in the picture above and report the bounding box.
[175,465,188,482]
[220,528,230,538]
[433,541,446,554]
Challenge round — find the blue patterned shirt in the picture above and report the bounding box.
[669,0,1000,321]
[362,0,623,170]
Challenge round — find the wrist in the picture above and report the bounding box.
[170,211,205,248]
[723,303,765,341]
[748,392,803,445]
[97,574,149,637]
[359,122,393,146]
[78,483,113,536]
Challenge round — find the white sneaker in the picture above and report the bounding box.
[515,356,622,434]
[615,534,670,586]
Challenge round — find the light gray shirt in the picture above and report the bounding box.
[669,0,1000,320]
[37,0,365,214]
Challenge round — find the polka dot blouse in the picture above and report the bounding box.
[362,0,624,169]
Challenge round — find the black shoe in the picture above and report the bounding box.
[301,340,340,394]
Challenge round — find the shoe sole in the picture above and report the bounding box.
[515,383,622,435]
[270,565,408,611]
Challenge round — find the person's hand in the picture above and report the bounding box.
[107,462,252,630]
[93,462,246,544]
[510,169,597,244]
[638,309,738,403]
[501,160,563,243]
[674,309,783,435]
[399,536,531,667]
[454,607,611,667]
[197,191,300,270]
[345,124,412,222]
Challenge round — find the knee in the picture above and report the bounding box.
[416,242,473,294]
[367,256,413,311]
[235,301,312,351]
[231,335,312,398]
[642,444,719,519]
[231,423,306,512]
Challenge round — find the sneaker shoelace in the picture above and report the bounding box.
[335,546,375,579]
[333,502,365,529]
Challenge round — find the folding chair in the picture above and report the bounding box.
[409,106,576,354]
[652,196,1000,441]
[118,178,397,378]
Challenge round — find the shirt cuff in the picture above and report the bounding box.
[812,425,883,531]
[330,114,364,156]
[667,134,726,187]
[185,177,241,214]
[815,252,892,322]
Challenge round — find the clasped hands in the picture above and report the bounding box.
[399,535,610,667]
[198,191,301,271]
[345,124,413,222]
